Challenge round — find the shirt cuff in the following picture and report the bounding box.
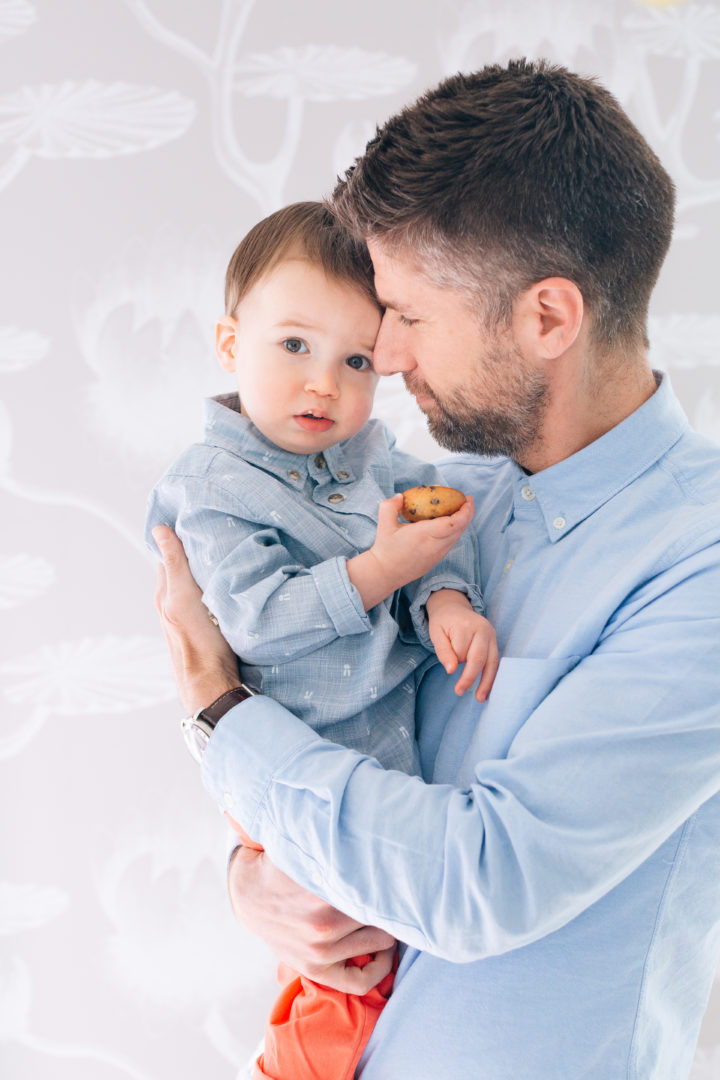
[409,576,485,650]
[201,695,323,839]
[311,555,371,637]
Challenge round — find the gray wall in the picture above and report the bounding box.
[1,2,719,1077]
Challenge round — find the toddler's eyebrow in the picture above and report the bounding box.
[274,319,317,331]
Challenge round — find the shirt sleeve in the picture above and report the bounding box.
[146,475,371,665]
[201,539,720,961]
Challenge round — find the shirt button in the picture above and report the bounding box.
[223,792,235,809]
[521,485,535,501]
[314,454,327,469]
[553,516,566,530]
[288,469,301,481]
[328,493,344,503]
[337,470,349,480]
[504,559,514,573]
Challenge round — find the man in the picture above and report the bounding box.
[154,60,720,1077]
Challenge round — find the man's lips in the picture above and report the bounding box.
[294,413,334,432]
[404,377,436,410]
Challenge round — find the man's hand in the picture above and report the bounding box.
[228,844,397,994]
[347,493,475,612]
[427,590,499,701]
[152,525,240,714]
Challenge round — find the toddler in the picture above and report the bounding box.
[146,202,497,1080]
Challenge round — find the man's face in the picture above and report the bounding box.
[368,241,548,463]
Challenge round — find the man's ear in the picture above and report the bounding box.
[215,316,239,372]
[514,278,584,360]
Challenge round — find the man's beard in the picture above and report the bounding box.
[405,346,549,462]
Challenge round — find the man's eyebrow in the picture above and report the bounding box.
[376,297,399,311]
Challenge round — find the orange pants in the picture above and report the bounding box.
[227,817,395,1080]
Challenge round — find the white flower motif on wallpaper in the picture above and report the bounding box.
[0,0,34,43]
[0,80,196,191]
[126,0,416,212]
[2,634,176,713]
[0,881,68,934]
[0,554,54,609]
[0,325,48,372]
[77,228,230,471]
[0,635,176,757]
[624,2,720,58]
[440,0,615,74]
[96,813,276,1069]
[235,45,416,101]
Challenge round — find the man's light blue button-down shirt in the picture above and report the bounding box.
[202,374,720,1079]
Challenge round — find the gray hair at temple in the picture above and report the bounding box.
[329,59,676,351]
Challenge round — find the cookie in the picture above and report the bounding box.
[401,485,467,521]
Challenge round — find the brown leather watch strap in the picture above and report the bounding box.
[198,684,256,728]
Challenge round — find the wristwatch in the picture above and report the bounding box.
[181,684,256,764]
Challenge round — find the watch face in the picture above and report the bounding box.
[180,717,210,765]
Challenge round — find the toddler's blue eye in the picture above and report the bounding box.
[283,338,308,354]
[346,354,371,371]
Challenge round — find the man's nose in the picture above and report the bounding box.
[372,317,413,376]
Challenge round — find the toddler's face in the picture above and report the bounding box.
[217,259,381,454]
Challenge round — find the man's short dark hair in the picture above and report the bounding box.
[330,59,675,350]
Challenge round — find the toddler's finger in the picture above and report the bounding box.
[475,639,500,702]
[376,493,404,530]
[432,629,460,675]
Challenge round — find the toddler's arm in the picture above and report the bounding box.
[425,589,498,701]
[346,493,476,610]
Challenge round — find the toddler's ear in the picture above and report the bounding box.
[215,316,239,372]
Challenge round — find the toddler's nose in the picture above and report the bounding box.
[305,368,339,397]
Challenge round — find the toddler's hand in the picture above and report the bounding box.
[373,492,475,583]
[427,590,499,701]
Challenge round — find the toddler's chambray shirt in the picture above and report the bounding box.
[202,374,720,1079]
[146,393,483,775]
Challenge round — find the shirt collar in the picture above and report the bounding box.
[202,393,357,484]
[504,372,689,542]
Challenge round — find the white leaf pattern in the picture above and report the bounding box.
[0,554,54,608]
[623,4,720,59]
[0,0,34,42]
[0,326,49,371]
[0,635,177,714]
[0,81,196,158]
[0,1,718,1075]
[0,882,68,934]
[234,46,416,101]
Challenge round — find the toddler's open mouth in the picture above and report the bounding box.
[294,411,334,432]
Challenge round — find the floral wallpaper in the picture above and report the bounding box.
[1,1,718,1077]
